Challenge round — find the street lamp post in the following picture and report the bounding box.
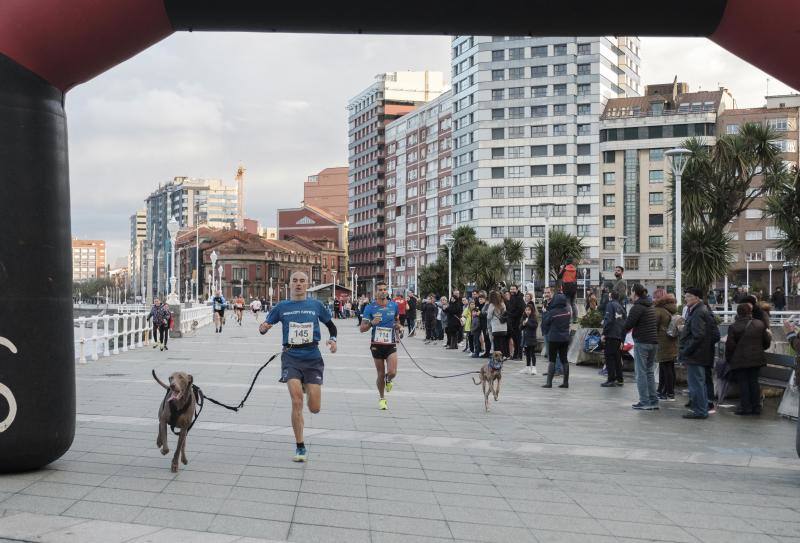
[167,217,179,305]
[195,223,200,302]
[354,274,358,298]
[543,207,551,287]
[746,256,750,291]
[269,277,274,306]
[207,273,212,300]
[665,148,691,297]
[444,235,455,297]
[349,266,355,298]
[769,263,773,295]
[218,265,224,298]
[617,236,626,268]
[210,250,218,295]
[582,268,588,300]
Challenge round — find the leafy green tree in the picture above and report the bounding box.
[463,244,506,292]
[532,230,586,286]
[669,123,788,292]
[500,238,525,283]
[418,258,448,298]
[765,167,800,263]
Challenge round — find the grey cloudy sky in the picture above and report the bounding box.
[65,34,797,265]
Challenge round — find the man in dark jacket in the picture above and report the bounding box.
[541,293,572,389]
[623,284,659,410]
[444,290,463,349]
[680,287,712,419]
[476,291,491,358]
[406,292,418,336]
[506,285,526,360]
[601,290,626,387]
[422,295,437,343]
[771,287,786,311]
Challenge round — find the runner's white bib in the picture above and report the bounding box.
[374,326,393,344]
[288,322,313,345]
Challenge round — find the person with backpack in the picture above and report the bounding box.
[559,259,579,323]
[159,303,172,351]
[725,302,771,415]
[653,288,678,401]
[600,290,626,387]
[680,287,719,419]
[541,293,571,388]
[624,284,659,410]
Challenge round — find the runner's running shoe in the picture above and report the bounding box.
[293,446,307,462]
[379,399,388,410]
[385,378,393,393]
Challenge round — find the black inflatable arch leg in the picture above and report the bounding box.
[0,53,75,472]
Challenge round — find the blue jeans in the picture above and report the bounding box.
[686,364,709,416]
[633,343,658,406]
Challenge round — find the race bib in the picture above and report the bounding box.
[288,322,313,345]
[374,326,393,344]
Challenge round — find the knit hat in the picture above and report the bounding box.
[684,287,703,298]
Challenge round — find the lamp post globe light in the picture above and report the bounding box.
[769,263,773,295]
[218,264,224,297]
[665,147,691,297]
[444,234,455,297]
[210,250,218,294]
[166,216,180,305]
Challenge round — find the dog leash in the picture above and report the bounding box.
[398,337,479,379]
[176,351,281,434]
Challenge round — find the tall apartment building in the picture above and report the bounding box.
[145,176,239,298]
[347,71,447,295]
[449,36,641,284]
[72,239,106,282]
[304,167,348,221]
[598,83,735,291]
[718,94,800,292]
[384,91,454,294]
[128,209,147,295]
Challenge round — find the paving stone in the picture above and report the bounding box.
[147,492,223,513]
[288,523,370,543]
[448,522,535,543]
[0,512,87,539]
[63,500,144,523]
[0,494,76,515]
[208,515,290,540]
[21,482,95,500]
[127,527,240,542]
[599,519,697,542]
[133,507,215,531]
[292,506,370,530]
[38,519,160,543]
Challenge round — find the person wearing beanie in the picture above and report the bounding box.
[679,287,713,419]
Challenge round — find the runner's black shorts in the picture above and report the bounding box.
[214,309,225,318]
[370,344,397,360]
[280,351,324,385]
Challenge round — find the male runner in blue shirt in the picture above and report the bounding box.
[360,281,402,410]
[259,271,337,462]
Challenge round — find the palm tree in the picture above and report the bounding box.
[669,123,789,293]
[765,166,800,263]
[462,244,505,292]
[531,230,586,286]
[500,238,525,283]
[417,259,447,298]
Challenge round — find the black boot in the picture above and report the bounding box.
[559,365,569,388]
[542,362,555,388]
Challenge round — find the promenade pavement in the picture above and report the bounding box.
[1,311,799,543]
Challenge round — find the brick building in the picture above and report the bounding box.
[303,167,348,221]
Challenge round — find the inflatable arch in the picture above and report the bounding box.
[1,0,798,471]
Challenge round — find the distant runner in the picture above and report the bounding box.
[360,281,402,410]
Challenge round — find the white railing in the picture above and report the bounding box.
[72,303,145,312]
[716,310,800,325]
[73,312,149,364]
[179,305,214,335]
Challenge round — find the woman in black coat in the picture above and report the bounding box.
[725,302,771,415]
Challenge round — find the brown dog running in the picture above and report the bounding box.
[152,370,195,472]
[472,351,503,411]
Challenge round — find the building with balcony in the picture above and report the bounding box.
[718,94,800,293]
[72,239,106,282]
[384,90,453,294]
[598,82,735,291]
[347,71,447,296]
[449,36,641,285]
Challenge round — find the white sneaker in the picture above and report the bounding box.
[518,368,529,374]
[531,367,537,375]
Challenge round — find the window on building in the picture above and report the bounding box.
[553,64,566,76]
[649,170,664,183]
[553,124,567,136]
[509,225,525,237]
[553,164,567,175]
[745,208,763,219]
[491,167,504,179]
[649,192,664,205]
[767,118,789,131]
[577,163,591,176]
[603,151,615,163]
[508,166,526,178]
[531,65,548,78]
[553,43,567,55]
[603,194,615,206]
[508,185,525,197]
[577,204,591,216]
[509,106,525,119]
[509,87,524,99]
[531,225,545,237]
[604,215,616,228]
[649,258,664,271]
[647,126,663,139]
[509,126,525,138]
[491,89,505,101]
[509,67,524,80]
[553,83,567,96]
[492,108,505,120]
[492,69,505,81]
[766,226,786,239]
[530,145,547,157]
[603,258,616,271]
[552,205,567,217]
[492,147,505,158]
[577,83,591,96]
[649,214,664,227]
[577,224,590,237]
[492,128,504,140]
[577,184,591,196]
[532,85,547,97]
[491,49,505,61]
[649,148,664,161]
[508,146,525,158]
[746,252,763,262]
[531,45,548,58]
[745,230,763,240]
[603,172,616,185]
[649,235,664,249]
[532,165,548,176]
[553,104,567,116]
[578,103,591,115]
[577,42,591,55]
[491,187,505,198]
[531,105,547,118]
[624,257,639,271]
[577,144,591,156]
[725,124,739,135]
[531,125,547,136]
[491,206,505,218]
[552,184,567,196]
[531,185,547,196]
[508,205,527,218]
[603,237,616,250]
[766,248,785,261]
[491,226,505,238]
